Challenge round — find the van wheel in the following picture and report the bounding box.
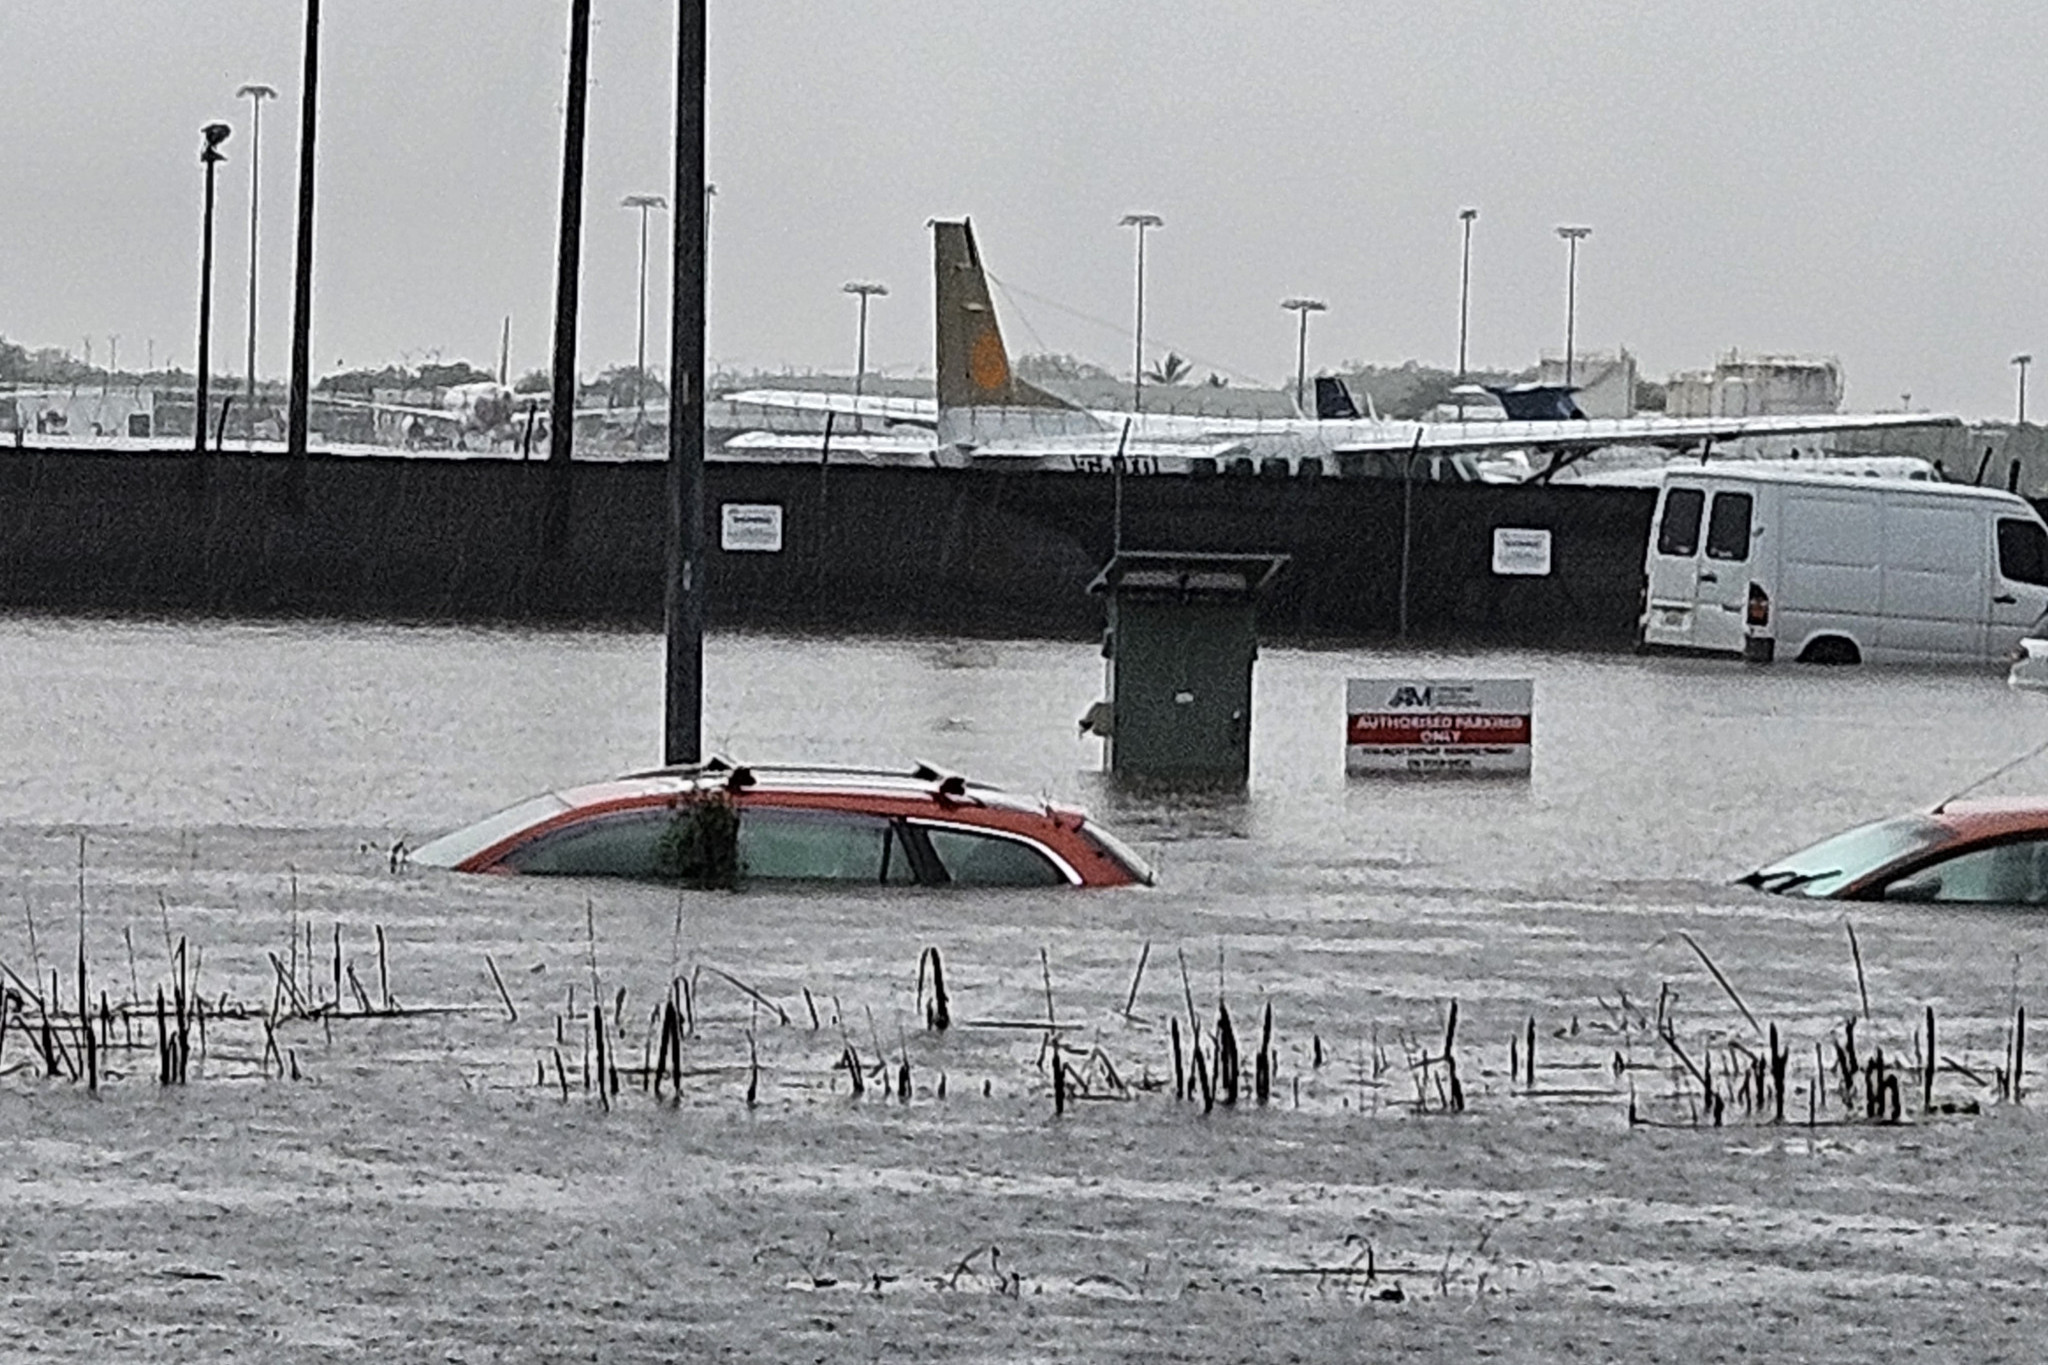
[1799,636,1862,666]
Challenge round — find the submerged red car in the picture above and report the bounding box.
[410,760,1154,888]
[1742,799,2048,903]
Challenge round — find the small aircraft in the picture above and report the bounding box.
[734,219,1963,477]
[316,380,550,451]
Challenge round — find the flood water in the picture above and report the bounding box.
[12,616,2046,880]
[5,617,2048,1360]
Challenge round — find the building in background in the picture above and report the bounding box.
[1666,352,1842,418]
[0,386,154,438]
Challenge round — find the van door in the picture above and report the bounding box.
[1644,484,1708,649]
[1693,488,1757,654]
[1880,499,1985,661]
[1778,487,1882,661]
[1990,515,2048,659]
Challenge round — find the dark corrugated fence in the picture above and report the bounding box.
[0,448,1656,643]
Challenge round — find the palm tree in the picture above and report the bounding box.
[1144,351,1191,386]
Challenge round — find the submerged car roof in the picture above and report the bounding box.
[1920,798,2048,842]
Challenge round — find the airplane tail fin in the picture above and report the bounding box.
[933,220,1080,414]
[1488,384,1587,421]
[1314,375,1361,420]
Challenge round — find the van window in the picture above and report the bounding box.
[1705,492,1754,561]
[1998,518,2048,587]
[1657,487,1705,556]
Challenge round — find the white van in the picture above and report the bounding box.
[1640,466,2048,664]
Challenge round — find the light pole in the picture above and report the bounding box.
[2016,354,2034,425]
[622,193,667,439]
[666,0,708,765]
[1556,225,1591,389]
[1457,208,1477,418]
[236,83,276,412]
[1120,212,1162,412]
[285,0,321,470]
[1281,297,1327,413]
[843,282,887,424]
[195,121,233,454]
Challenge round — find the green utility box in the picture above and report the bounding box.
[1083,551,1289,786]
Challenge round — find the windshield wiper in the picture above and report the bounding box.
[1743,868,1838,895]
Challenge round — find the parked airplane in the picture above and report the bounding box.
[316,381,549,450]
[734,219,1963,477]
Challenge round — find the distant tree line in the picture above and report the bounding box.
[0,330,1668,420]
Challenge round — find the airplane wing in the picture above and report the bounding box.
[958,437,1255,466]
[722,389,940,429]
[312,393,470,423]
[1327,411,1961,459]
[315,391,553,422]
[720,430,937,461]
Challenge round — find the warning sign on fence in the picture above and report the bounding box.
[1345,677,1534,776]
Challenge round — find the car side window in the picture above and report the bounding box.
[737,806,904,883]
[1657,487,1705,557]
[1705,491,1754,561]
[919,825,1068,887]
[1880,838,2048,905]
[499,808,672,877]
[1998,519,2048,586]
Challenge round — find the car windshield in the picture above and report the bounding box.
[1744,814,1951,897]
[410,791,572,868]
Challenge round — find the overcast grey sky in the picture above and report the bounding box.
[3,2,2043,414]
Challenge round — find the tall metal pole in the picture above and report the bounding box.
[195,124,231,456]
[238,84,276,411]
[666,0,708,766]
[854,292,869,396]
[842,281,887,424]
[1120,213,1161,412]
[1281,297,1325,413]
[1557,225,1590,389]
[2016,354,2033,425]
[285,0,319,466]
[549,0,594,467]
[1456,208,1476,419]
[622,194,667,442]
[637,203,649,434]
[1296,311,1308,411]
[1399,431,1420,640]
[1564,236,1576,388]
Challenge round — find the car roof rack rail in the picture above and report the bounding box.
[619,755,736,781]
[614,758,1002,800]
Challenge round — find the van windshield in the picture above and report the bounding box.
[1741,814,1950,898]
